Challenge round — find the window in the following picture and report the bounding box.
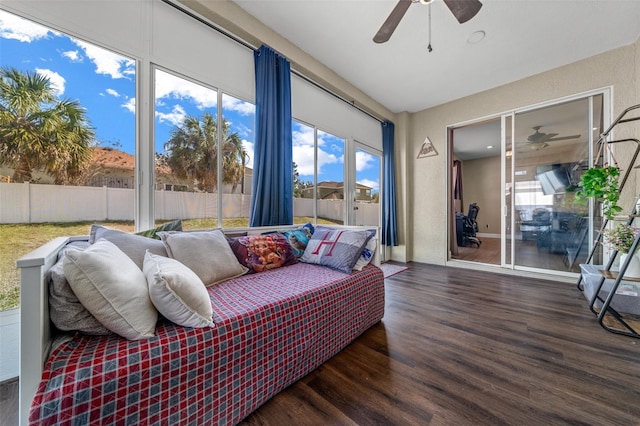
[221,93,255,227]
[292,120,345,225]
[153,69,255,229]
[0,10,136,388]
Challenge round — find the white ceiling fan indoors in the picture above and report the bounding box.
[373,0,483,43]
[524,125,581,151]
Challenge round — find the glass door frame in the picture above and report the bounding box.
[501,113,515,268]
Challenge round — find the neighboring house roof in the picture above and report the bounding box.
[91,147,172,175]
[306,181,372,190]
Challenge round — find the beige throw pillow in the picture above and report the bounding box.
[63,239,157,340]
[159,230,248,286]
[143,251,214,328]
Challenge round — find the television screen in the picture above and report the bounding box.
[536,165,570,195]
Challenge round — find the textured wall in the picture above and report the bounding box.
[461,156,501,235]
[408,40,640,265]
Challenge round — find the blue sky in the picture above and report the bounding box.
[0,9,379,192]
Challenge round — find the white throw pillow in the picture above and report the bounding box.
[159,230,248,286]
[143,251,214,328]
[63,239,157,340]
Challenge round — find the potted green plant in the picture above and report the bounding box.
[575,166,622,220]
[603,223,640,277]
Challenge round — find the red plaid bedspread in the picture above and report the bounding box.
[30,263,385,425]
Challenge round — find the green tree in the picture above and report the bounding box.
[162,112,246,193]
[0,67,95,183]
[293,162,314,198]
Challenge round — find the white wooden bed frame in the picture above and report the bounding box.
[16,224,379,425]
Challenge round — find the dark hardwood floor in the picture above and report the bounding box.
[241,263,640,425]
[3,263,640,425]
[0,378,18,426]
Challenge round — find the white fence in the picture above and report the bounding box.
[0,182,379,225]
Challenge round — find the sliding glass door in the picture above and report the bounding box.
[452,90,609,276]
[509,97,597,273]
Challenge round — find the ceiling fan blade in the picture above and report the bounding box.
[442,0,483,24]
[528,132,557,143]
[547,134,581,142]
[373,0,412,44]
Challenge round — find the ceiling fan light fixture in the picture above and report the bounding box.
[419,0,433,4]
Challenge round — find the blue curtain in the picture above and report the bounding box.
[382,120,398,246]
[249,45,293,227]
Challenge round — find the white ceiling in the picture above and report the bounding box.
[232,0,640,114]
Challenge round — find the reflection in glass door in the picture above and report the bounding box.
[510,97,598,273]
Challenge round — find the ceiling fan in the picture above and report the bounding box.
[525,125,581,150]
[373,0,483,44]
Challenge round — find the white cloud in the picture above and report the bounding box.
[357,178,379,191]
[242,141,254,169]
[106,88,120,97]
[223,96,255,116]
[61,50,82,62]
[0,10,53,42]
[122,97,136,113]
[155,104,187,127]
[293,144,315,176]
[73,39,134,79]
[355,150,376,172]
[293,126,316,176]
[35,68,65,96]
[155,69,217,109]
[292,125,342,178]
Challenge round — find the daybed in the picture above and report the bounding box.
[17,224,384,425]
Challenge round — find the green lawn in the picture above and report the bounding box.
[0,217,338,310]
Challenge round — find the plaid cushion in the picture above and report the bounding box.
[30,263,384,425]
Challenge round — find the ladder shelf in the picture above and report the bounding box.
[577,104,640,338]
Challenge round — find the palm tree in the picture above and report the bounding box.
[163,112,246,193]
[0,67,95,183]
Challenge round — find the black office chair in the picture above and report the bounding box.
[461,203,481,248]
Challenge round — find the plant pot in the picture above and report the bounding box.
[620,252,640,279]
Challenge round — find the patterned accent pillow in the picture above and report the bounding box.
[353,232,377,271]
[135,219,183,239]
[300,226,373,274]
[281,222,315,258]
[229,233,298,273]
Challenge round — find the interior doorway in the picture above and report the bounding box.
[449,91,608,276]
[450,118,502,265]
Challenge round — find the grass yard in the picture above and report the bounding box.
[0,216,338,311]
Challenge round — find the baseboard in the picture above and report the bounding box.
[476,233,499,239]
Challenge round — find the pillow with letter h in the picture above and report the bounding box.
[300,226,372,274]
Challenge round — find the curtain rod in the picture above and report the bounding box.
[162,0,384,124]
